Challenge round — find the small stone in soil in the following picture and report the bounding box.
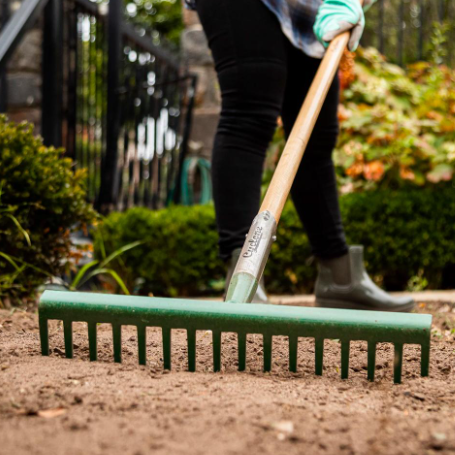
[73,395,83,404]
[67,418,89,431]
[430,432,447,450]
[439,364,451,373]
[68,374,86,380]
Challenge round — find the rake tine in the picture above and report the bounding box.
[238,333,246,371]
[367,341,376,382]
[289,335,298,373]
[394,343,403,384]
[421,342,430,377]
[112,324,122,363]
[187,329,196,372]
[263,334,272,372]
[39,317,49,356]
[63,320,73,359]
[212,330,222,372]
[162,327,171,370]
[137,325,146,366]
[315,338,324,376]
[341,340,350,379]
[88,322,97,361]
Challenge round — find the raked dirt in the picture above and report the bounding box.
[1,299,455,455]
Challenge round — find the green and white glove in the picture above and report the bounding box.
[314,0,376,52]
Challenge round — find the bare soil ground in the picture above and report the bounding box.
[1,299,455,455]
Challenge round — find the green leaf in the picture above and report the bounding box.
[0,252,52,277]
[103,269,131,295]
[95,229,107,260]
[6,214,31,246]
[99,240,143,269]
[70,260,99,289]
[74,241,140,288]
[0,251,21,271]
[83,267,130,295]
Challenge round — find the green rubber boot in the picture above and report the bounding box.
[315,245,415,312]
[225,248,270,304]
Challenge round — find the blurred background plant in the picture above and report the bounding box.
[90,0,184,47]
[334,46,455,193]
[0,116,96,307]
[97,187,455,297]
[124,0,184,47]
[264,42,455,194]
[361,0,455,67]
[95,205,223,297]
[69,237,142,294]
[428,21,451,65]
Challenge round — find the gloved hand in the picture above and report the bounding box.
[314,0,376,52]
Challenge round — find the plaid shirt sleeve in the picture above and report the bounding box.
[185,0,325,59]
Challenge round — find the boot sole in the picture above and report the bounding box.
[315,298,415,313]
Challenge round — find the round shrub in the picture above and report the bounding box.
[96,205,224,297]
[0,116,96,305]
[342,186,455,290]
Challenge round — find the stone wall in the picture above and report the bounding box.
[0,0,42,131]
[181,7,220,159]
[4,27,42,130]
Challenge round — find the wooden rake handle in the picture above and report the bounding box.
[260,17,360,222]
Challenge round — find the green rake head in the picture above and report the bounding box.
[39,291,431,383]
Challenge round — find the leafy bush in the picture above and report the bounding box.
[0,117,96,305]
[341,186,455,291]
[96,205,223,297]
[96,187,455,296]
[335,47,455,192]
[265,47,455,193]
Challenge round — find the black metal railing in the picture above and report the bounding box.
[0,0,196,213]
[64,0,108,206]
[114,33,189,209]
[363,0,455,67]
[65,0,197,212]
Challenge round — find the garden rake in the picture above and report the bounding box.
[39,15,432,383]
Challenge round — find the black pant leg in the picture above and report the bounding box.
[196,0,288,260]
[281,44,348,259]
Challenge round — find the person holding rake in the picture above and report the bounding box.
[186,0,414,312]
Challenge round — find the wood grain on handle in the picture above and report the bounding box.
[259,31,352,222]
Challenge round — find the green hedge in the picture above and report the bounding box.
[96,205,223,297]
[342,187,455,290]
[97,187,455,296]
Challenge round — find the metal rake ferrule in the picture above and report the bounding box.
[225,210,277,304]
[39,291,432,383]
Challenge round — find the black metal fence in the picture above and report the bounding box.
[65,0,196,212]
[0,0,196,213]
[363,0,455,66]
